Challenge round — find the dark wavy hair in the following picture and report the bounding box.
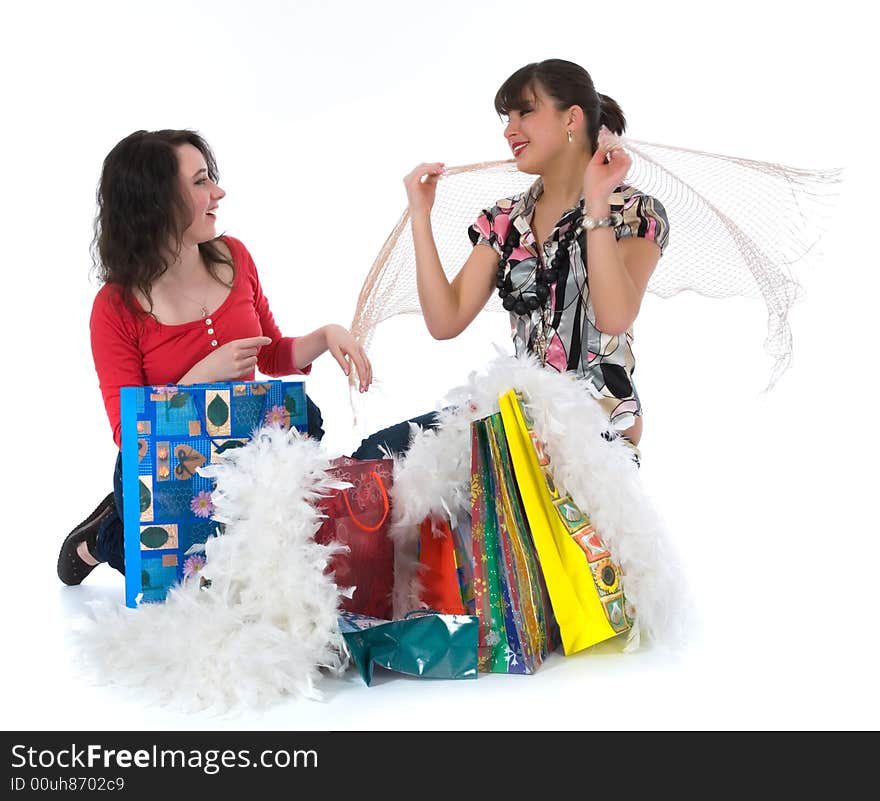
[494,59,626,154]
[91,129,234,317]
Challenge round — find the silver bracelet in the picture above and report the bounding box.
[576,211,623,234]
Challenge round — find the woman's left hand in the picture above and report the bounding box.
[324,324,372,392]
[583,137,631,212]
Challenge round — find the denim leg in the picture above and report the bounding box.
[351,411,440,460]
[306,394,325,441]
[94,452,126,575]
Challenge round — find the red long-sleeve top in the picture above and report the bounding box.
[90,235,310,448]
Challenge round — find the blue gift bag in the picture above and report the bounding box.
[120,380,308,608]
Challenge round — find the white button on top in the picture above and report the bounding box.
[205,318,212,325]
[207,328,214,335]
[210,340,218,347]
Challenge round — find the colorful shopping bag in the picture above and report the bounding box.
[471,415,557,674]
[120,380,308,608]
[313,456,395,620]
[339,610,479,686]
[498,389,632,654]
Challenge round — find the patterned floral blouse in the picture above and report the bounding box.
[469,178,670,427]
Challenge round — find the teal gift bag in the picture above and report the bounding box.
[120,380,308,608]
[339,611,479,686]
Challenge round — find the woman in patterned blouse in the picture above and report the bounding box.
[402,59,669,445]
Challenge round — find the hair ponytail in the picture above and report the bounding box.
[597,93,627,136]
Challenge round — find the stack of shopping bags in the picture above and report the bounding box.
[377,390,633,678]
[388,389,633,681]
[496,389,633,654]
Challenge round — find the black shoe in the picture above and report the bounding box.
[57,492,115,586]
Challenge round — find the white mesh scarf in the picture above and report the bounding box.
[348,140,842,422]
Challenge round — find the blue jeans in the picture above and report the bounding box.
[94,395,326,575]
[93,452,126,573]
[350,411,440,460]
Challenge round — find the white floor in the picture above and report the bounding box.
[13,471,880,731]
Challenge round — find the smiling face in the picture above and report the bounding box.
[502,84,573,175]
[176,143,225,246]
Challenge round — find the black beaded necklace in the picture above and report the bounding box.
[495,199,585,318]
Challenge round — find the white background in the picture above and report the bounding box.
[1,0,877,731]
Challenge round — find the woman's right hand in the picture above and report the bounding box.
[403,162,445,218]
[179,336,273,384]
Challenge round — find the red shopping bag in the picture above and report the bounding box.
[418,517,468,615]
[314,457,395,619]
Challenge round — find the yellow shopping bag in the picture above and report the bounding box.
[498,389,632,654]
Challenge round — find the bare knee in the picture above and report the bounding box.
[623,416,643,446]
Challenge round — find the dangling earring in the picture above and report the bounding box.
[567,130,574,143]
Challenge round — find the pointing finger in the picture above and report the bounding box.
[237,336,273,348]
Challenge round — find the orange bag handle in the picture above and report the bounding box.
[340,471,390,532]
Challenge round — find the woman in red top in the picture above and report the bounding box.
[58,129,372,585]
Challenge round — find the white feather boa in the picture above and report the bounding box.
[389,353,689,651]
[75,427,350,712]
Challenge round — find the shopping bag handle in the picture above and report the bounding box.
[341,471,390,532]
[404,609,441,619]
